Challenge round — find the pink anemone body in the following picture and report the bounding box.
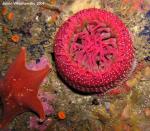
[54,8,134,94]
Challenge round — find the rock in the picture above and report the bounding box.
[144,108,150,117]
[126,78,138,88]
[92,98,99,105]
[143,66,150,78]
[121,104,131,120]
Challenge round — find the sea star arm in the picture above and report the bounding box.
[0,80,3,94]
[5,47,50,91]
[24,67,50,90]
[22,96,45,121]
[5,47,26,79]
[5,47,50,80]
[0,100,26,128]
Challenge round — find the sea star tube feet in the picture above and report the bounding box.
[54,8,135,94]
[0,47,51,128]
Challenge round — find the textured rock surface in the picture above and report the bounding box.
[0,0,150,130]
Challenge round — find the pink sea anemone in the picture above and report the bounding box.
[54,8,134,94]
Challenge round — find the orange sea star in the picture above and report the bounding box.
[0,47,51,128]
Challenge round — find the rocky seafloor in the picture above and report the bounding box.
[0,0,150,131]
